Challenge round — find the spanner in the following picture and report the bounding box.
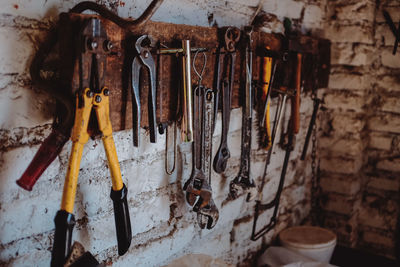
[213,27,241,174]
[229,26,257,202]
[195,88,219,229]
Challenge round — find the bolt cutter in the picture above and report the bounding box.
[51,18,131,267]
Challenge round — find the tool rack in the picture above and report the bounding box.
[57,13,330,133]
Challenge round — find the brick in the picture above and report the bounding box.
[367,176,399,192]
[323,90,365,112]
[375,24,397,47]
[323,212,359,246]
[377,158,400,172]
[376,75,400,92]
[328,73,369,90]
[359,206,397,231]
[114,222,196,266]
[303,5,324,29]
[319,137,364,157]
[369,132,393,150]
[322,192,360,215]
[275,0,305,20]
[0,85,54,129]
[331,113,365,134]
[331,43,375,66]
[380,96,400,114]
[334,1,375,24]
[320,156,363,175]
[324,24,373,44]
[0,189,60,244]
[369,114,400,134]
[362,231,395,248]
[320,174,361,195]
[381,48,400,68]
[376,6,400,23]
[0,145,61,204]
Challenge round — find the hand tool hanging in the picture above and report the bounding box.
[51,19,131,266]
[251,32,303,240]
[157,43,178,175]
[213,27,241,174]
[229,26,257,202]
[184,50,219,229]
[131,35,157,146]
[158,43,207,175]
[258,47,278,150]
[16,0,164,191]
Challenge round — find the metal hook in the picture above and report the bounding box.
[193,50,207,86]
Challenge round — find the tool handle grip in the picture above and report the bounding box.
[51,210,75,267]
[292,53,302,134]
[111,184,132,255]
[261,54,273,149]
[16,129,68,191]
[102,134,124,191]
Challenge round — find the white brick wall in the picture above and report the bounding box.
[0,0,325,266]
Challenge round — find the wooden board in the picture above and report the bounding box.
[58,13,330,132]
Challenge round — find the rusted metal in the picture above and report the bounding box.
[70,0,164,32]
[56,13,329,132]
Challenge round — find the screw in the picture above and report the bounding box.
[86,90,94,98]
[95,95,102,103]
[103,89,110,96]
[89,40,98,50]
[104,40,113,51]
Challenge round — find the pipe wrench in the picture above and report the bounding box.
[213,27,241,174]
[51,18,131,266]
[131,35,157,147]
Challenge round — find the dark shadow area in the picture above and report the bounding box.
[331,245,399,267]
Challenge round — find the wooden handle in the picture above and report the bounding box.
[292,53,302,134]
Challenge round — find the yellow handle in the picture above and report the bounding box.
[262,48,273,150]
[95,88,124,191]
[61,89,92,213]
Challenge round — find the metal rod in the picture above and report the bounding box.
[181,40,193,142]
[158,47,207,54]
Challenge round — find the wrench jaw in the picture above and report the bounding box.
[213,145,230,173]
[196,199,219,230]
[229,176,257,202]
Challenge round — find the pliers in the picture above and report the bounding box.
[131,35,157,147]
[51,18,131,267]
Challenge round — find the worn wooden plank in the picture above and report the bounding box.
[58,13,329,133]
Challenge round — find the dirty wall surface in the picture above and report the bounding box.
[0,0,324,266]
[2,0,399,266]
[319,0,400,260]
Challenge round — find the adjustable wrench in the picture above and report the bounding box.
[229,26,257,202]
[196,88,219,229]
[184,85,212,209]
[213,27,241,174]
[184,75,219,229]
[131,35,157,147]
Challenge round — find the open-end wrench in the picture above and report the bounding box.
[230,26,257,202]
[213,27,241,174]
[131,35,157,147]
